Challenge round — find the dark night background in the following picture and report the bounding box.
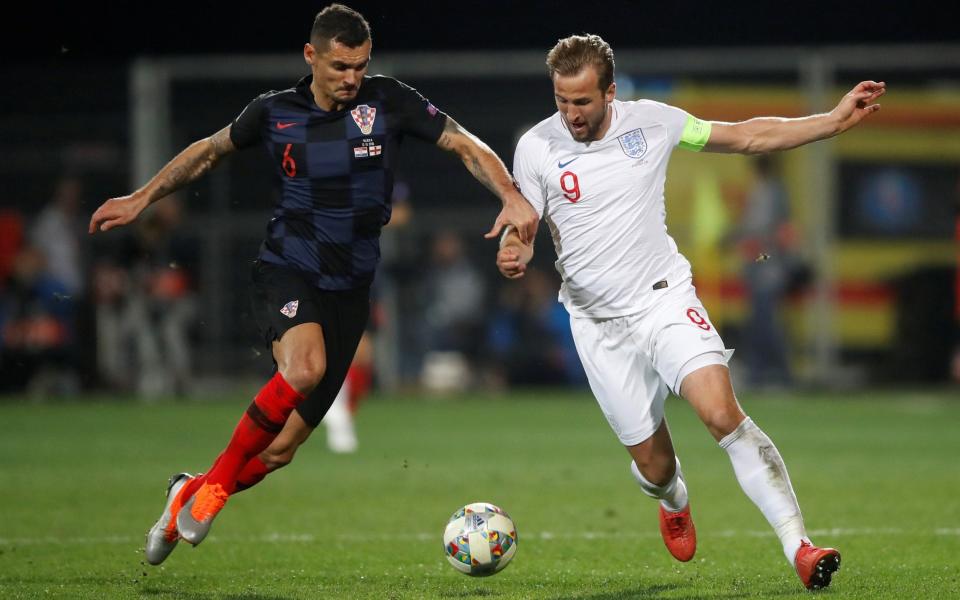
[12,1,958,60]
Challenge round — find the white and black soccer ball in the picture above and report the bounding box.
[442,502,518,576]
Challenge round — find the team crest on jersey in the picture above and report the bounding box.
[617,128,648,159]
[350,104,377,135]
[280,300,299,319]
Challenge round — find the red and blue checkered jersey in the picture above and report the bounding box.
[230,74,448,290]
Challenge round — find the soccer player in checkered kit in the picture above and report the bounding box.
[88,4,538,565]
[497,34,884,590]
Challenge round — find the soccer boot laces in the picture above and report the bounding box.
[658,503,697,562]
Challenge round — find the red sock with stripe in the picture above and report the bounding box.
[199,372,304,494]
[181,454,271,498]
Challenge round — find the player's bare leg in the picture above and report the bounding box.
[178,324,325,545]
[626,420,696,561]
[680,364,840,588]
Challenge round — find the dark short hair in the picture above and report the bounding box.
[546,34,615,92]
[311,4,371,49]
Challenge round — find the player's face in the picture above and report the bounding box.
[553,66,616,142]
[304,38,372,110]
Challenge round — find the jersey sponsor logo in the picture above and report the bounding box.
[280,300,299,318]
[350,104,377,135]
[276,121,299,130]
[617,128,648,159]
[558,157,579,169]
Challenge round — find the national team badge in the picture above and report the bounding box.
[617,128,648,159]
[350,104,377,135]
[280,300,299,318]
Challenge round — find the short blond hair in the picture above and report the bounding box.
[546,34,615,91]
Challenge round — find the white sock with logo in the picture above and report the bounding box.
[720,417,810,564]
[630,457,689,512]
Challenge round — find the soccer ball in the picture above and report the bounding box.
[442,502,518,576]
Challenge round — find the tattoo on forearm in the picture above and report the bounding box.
[154,165,189,198]
[467,155,496,195]
[152,127,233,201]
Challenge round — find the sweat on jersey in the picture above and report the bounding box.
[512,99,709,319]
[230,74,448,290]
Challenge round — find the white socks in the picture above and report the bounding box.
[323,381,358,453]
[631,457,689,512]
[720,417,810,564]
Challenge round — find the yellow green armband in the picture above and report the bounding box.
[679,116,712,152]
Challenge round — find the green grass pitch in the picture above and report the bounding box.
[1,389,958,598]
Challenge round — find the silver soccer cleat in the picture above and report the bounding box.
[176,482,229,546]
[144,472,193,565]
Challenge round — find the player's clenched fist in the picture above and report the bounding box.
[497,246,528,279]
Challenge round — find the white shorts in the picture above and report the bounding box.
[569,281,731,446]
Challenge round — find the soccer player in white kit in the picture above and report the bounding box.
[497,34,885,590]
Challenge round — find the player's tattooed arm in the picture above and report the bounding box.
[89,125,237,233]
[153,126,236,198]
[437,118,539,243]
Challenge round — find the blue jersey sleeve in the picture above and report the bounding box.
[385,78,448,143]
[230,92,270,150]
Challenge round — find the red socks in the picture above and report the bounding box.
[346,364,371,414]
[201,372,304,493]
[183,455,270,498]
[233,457,270,492]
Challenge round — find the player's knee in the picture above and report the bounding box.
[283,357,327,393]
[633,454,676,486]
[704,407,746,441]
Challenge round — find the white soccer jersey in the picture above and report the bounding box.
[513,98,697,318]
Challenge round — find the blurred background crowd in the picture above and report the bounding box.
[2,3,958,399]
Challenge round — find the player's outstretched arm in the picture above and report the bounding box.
[703,80,886,155]
[88,125,237,233]
[436,118,539,244]
[496,225,534,280]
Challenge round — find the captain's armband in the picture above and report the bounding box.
[678,116,712,152]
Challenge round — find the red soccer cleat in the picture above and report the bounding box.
[658,503,696,562]
[794,541,841,590]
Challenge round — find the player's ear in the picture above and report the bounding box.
[303,43,315,66]
[605,81,616,103]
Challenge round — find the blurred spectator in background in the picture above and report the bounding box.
[0,210,25,285]
[31,176,86,298]
[733,155,805,388]
[132,198,198,396]
[419,230,486,391]
[0,247,77,394]
[92,197,198,396]
[486,267,585,387]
